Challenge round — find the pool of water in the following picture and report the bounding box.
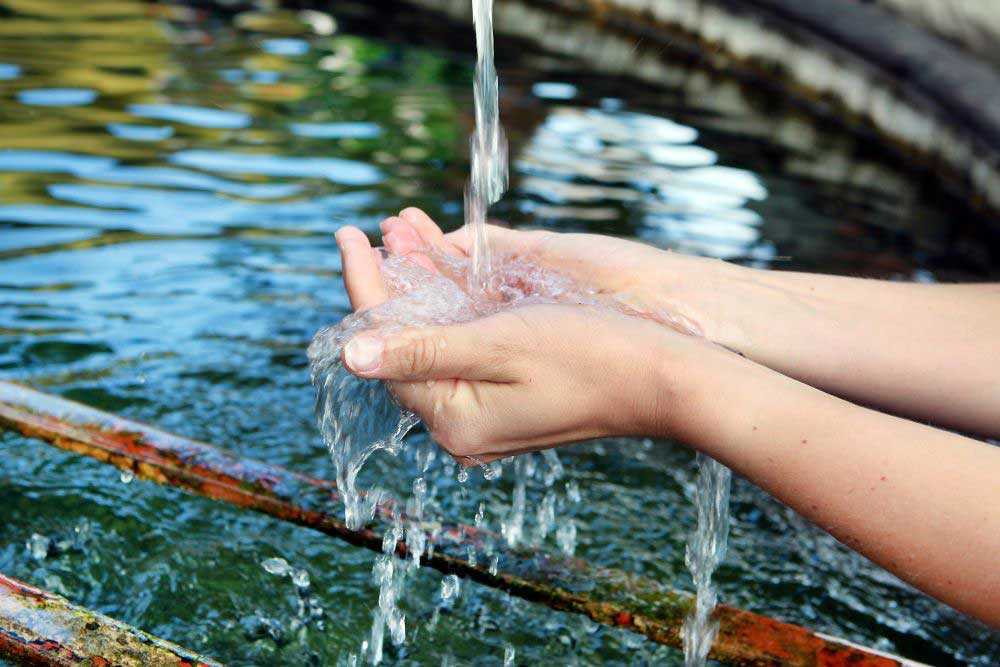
[0,0,997,665]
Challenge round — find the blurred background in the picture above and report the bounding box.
[0,0,997,665]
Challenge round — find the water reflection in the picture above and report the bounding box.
[518,107,767,258]
[0,0,996,665]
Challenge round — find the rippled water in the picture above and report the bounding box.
[0,1,998,665]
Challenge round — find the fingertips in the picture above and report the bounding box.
[343,333,384,374]
[382,215,427,256]
[380,215,403,237]
[336,226,385,310]
[399,207,445,246]
[335,225,368,248]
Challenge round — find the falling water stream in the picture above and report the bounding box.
[308,0,730,663]
[466,0,508,291]
[683,454,732,666]
[4,0,993,664]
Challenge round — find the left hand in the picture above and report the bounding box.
[334,223,724,463]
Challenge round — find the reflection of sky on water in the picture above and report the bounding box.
[262,38,311,57]
[517,107,771,259]
[18,87,98,106]
[0,63,20,80]
[106,123,175,142]
[170,150,382,186]
[290,122,382,139]
[0,2,994,664]
[128,104,252,129]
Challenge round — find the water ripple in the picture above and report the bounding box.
[18,88,98,106]
[128,104,252,129]
[170,150,383,186]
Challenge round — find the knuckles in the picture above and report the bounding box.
[402,333,441,378]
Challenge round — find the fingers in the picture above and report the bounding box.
[443,223,526,257]
[399,207,447,248]
[381,216,424,255]
[342,320,519,383]
[381,215,438,272]
[335,226,385,311]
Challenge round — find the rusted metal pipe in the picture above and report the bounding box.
[0,572,220,667]
[0,380,908,666]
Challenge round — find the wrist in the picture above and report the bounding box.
[643,332,778,454]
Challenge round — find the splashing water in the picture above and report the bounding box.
[466,0,508,291]
[308,250,628,663]
[307,0,727,660]
[682,453,732,666]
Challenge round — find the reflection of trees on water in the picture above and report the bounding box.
[0,0,993,279]
[0,0,467,220]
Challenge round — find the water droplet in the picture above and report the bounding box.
[262,557,290,577]
[456,468,469,483]
[440,574,460,601]
[556,520,577,556]
[292,569,311,589]
[27,533,50,561]
[120,469,135,484]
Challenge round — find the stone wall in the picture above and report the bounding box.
[869,0,1000,66]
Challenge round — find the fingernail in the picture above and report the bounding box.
[345,335,384,373]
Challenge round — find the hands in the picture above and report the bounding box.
[334,209,1000,624]
[334,208,736,463]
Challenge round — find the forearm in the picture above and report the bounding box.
[666,349,1000,625]
[676,265,1000,435]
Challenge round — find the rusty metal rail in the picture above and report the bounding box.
[0,380,906,666]
[0,572,219,666]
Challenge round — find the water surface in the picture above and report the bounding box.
[0,1,997,664]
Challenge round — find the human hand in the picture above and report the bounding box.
[377,207,747,340]
[334,221,728,463]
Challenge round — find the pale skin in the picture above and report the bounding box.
[335,207,1000,627]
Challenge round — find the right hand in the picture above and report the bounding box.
[381,208,746,341]
[335,221,744,464]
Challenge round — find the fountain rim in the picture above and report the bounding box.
[399,0,1000,223]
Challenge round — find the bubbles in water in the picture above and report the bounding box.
[503,642,516,666]
[119,468,135,484]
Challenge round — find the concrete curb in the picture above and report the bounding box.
[578,0,1000,219]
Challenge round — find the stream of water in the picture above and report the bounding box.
[308,1,733,663]
[466,0,508,292]
[683,454,732,666]
[2,0,995,663]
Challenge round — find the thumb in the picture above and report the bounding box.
[342,322,518,383]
